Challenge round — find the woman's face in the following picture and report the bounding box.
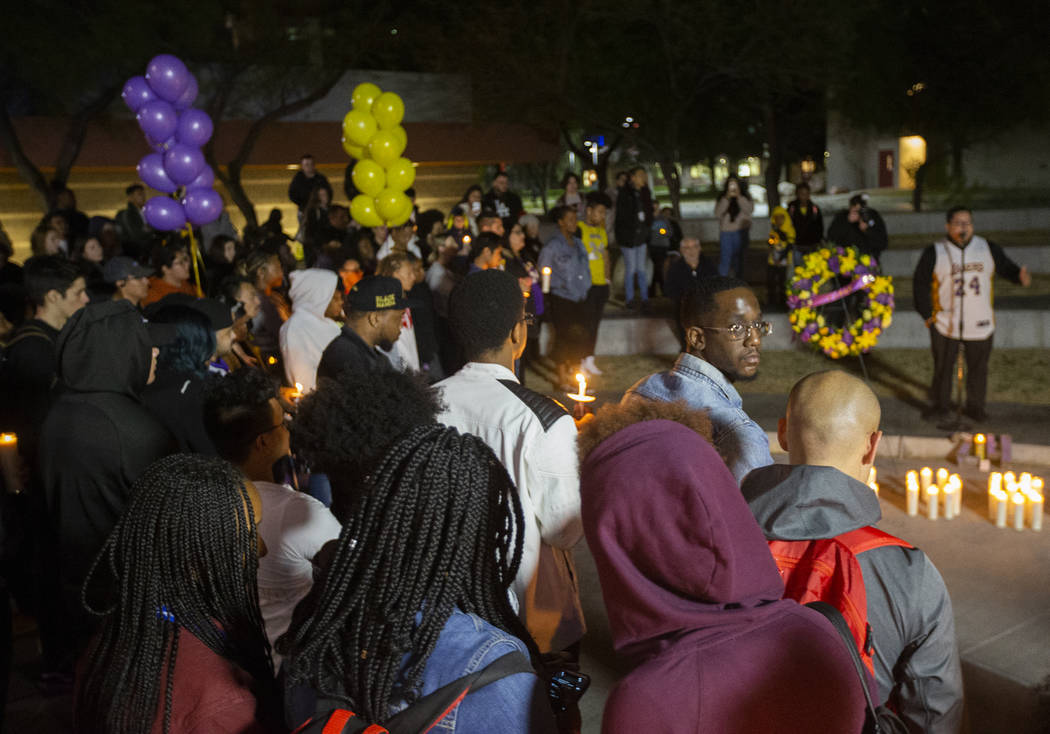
[223,240,237,263]
[467,189,482,204]
[509,224,525,253]
[339,258,363,292]
[260,256,283,289]
[565,176,579,194]
[318,188,331,208]
[727,179,740,197]
[44,229,62,255]
[525,220,539,238]
[83,237,104,263]
[238,282,262,319]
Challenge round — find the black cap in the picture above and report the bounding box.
[103,256,153,284]
[346,276,407,313]
[143,293,233,330]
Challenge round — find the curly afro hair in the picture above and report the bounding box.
[289,368,444,522]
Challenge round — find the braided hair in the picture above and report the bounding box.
[75,454,276,734]
[282,424,535,723]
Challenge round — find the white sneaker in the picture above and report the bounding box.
[583,355,603,375]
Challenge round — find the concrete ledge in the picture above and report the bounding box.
[767,431,1050,466]
[541,310,1050,355]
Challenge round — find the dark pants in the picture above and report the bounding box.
[929,329,993,413]
[766,264,787,310]
[583,285,609,357]
[546,294,589,369]
[649,247,668,296]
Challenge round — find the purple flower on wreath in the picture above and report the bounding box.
[787,296,801,309]
[795,278,812,291]
[864,319,879,332]
[854,264,870,276]
[875,293,893,306]
[842,331,854,346]
[828,255,840,272]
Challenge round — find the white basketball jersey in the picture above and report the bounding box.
[931,236,995,340]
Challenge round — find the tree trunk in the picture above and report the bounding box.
[708,155,719,193]
[658,158,682,218]
[52,85,121,188]
[763,105,782,210]
[0,106,51,211]
[912,161,927,212]
[950,138,965,184]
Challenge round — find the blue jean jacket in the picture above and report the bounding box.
[624,352,774,482]
[286,609,556,733]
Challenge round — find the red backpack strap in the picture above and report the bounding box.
[836,526,913,556]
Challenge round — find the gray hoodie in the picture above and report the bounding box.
[742,463,964,734]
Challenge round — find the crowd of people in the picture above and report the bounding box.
[0,165,997,734]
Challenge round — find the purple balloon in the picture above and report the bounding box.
[147,135,177,153]
[187,164,215,190]
[145,54,190,103]
[136,100,177,143]
[182,188,224,226]
[163,144,206,186]
[122,76,156,112]
[143,196,187,232]
[136,152,177,194]
[176,108,213,147]
[173,73,198,110]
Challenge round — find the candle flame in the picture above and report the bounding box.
[0,433,15,444]
[542,267,551,275]
[295,382,303,392]
[974,433,986,444]
[1012,493,1025,505]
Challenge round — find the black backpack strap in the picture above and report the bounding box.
[385,652,535,733]
[806,601,882,734]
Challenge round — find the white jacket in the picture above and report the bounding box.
[436,362,585,653]
[279,269,341,392]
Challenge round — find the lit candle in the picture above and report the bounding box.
[1034,477,1044,493]
[566,370,596,420]
[927,485,939,520]
[1012,492,1026,531]
[906,470,918,490]
[541,267,552,294]
[293,382,304,402]
[1004,471,1017,486]
[867,467,877,485]
[948,475,963,515]
[936,467,949,487]
[1029,492,1043,531]
[974,433,987,459]
[920,467,933,493]
[0,433,21,494]
[869,481,879,497]
[992,488,1008,528]
[1020,473,1033,492]
[942,483,957,520]
[906,480,920,516]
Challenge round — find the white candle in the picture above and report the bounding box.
[1029,492,1043,531]
[936,468,949,487]
[0,433,20,494]
[942,484,956,520]
[906,470,918,490]
[1020,473,1033,492]
[988,473,1002,516]
[920,467,933,495]
[1012,492,1026,531]
[974,433,987,459]
[541,266,552,294]
[906,482,919,516]
[948,475,963,515]
[927,486,939,520]
[1004,471,1017,486]
[992,489,1008,528]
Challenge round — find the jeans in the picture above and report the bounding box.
[929,329,993,413]
[718,229,748,279]
[622,245,649,303]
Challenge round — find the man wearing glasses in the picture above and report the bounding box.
[624,275,774,482]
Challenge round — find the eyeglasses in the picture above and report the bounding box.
[700,321,772,341]
[521,313,536,326]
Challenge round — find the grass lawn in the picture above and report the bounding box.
[548,347,1050,405]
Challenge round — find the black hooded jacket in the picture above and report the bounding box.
[39,301,174,610]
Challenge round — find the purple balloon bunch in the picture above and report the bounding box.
[122,54,222,231]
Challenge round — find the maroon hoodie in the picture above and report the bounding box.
[581,420,868,733]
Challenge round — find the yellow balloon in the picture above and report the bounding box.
[350,194,383,227]
[342,109,378,147]
[341,137,366,160]
[352,159,386,198]
[385,157,416,191]
[368,130,406,168]
[389,124,407,151]
[375,188,411,223]
[388,197,414,226]
[351,82,382,111]
[372,92,405,130]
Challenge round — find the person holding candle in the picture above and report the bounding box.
[741,370,964,733]
[435,270,585,666]
[624,275,773,482]
[538,206,592,391]
[914,206,1031,423]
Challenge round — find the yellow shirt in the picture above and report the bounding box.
[578,222,608,286]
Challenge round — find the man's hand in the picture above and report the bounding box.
[1019,265,1032,287]
[857,219,869,232]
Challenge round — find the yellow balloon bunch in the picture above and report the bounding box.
[342,82,416,227]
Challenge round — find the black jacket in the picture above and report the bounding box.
[316,324,393,382]
[40,301,174,618]
[664,255,716,303]
[288,171,332,212]
[1,319,59,467]
[826,209,888,260]
[141,370,216,455]
[481,189,524,232]
[614,185,652,248]
[787,199,824,249]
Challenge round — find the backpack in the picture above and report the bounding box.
[291,652,535,734]
[0,323,55,429]
[768,526,912,675]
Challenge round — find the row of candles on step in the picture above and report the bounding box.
[986,472,1043,531]
[903,469,964,520]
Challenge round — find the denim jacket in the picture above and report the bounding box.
[287,608,556,733]
[624,352,774,482]
[537,233,591,302]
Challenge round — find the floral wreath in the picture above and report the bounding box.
[786,245,894,359]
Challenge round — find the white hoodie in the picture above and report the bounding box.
[279,269,341,392]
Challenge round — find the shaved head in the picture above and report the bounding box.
[779,370,883,482]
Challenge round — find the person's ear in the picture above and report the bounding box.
[43,288,61,308]
[862,430,883,466]
[685,325,705,353]
[511,317,527,348]
[777,417,789,452]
